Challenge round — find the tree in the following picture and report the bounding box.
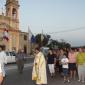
[47,39,71,49]
[35,34,50,47]
[47,39,59,49]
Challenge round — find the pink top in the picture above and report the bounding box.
[68,52,76,63]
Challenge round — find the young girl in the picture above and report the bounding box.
[61,49,70,83]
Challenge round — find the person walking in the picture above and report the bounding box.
[76,48,85,83]
[16,49,25,74]
[68,49,77,80]
[0,46,7,85]
[59,49,65,76]
[61,49,70,83]
[32,47,47,85]
[47,49,55,77]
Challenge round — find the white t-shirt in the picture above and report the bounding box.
[61,57,69,68]
[0,51,7,64]
[0,51,7,77]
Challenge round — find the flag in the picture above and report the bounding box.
[3,29,9,41]
[31,35,36,43]
[41,34,44,41]
[28,26,32,41]
[41,29,44,41]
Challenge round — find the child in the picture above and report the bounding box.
[61,55,70,83]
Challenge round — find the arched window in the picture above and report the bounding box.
[12,8,17,19]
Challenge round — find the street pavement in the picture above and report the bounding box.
[4,58,85,85]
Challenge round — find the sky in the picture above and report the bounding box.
[0,0,85,46]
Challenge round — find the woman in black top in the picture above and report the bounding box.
[47,49,55,77]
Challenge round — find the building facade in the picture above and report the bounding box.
[0,0,30,54]
[19,32,30,54]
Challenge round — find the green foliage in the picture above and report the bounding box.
[47,39,71,49]
[35,34,71,49]
[35,34,50,47]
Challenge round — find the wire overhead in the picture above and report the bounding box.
[47,27,85,34]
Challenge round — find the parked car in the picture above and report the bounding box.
[5,52,16,64]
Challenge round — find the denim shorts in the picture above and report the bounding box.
[63,68,69,76]
[69,63,76,70]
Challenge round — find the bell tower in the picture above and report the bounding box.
[4,0,20,52]
[5,0,19,20]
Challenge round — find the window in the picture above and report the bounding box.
[12,8,17,19]
[24,35,27,40]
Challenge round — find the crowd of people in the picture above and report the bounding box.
[0,45,85,85]
[32,47,85,85]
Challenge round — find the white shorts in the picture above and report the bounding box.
[48,64,55,74]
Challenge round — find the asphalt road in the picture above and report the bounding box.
[4,63,85,85]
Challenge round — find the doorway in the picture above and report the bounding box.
[24,45,27,54]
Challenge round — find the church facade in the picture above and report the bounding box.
[0,0,30,54]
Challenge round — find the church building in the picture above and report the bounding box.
[0,0,30,54]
